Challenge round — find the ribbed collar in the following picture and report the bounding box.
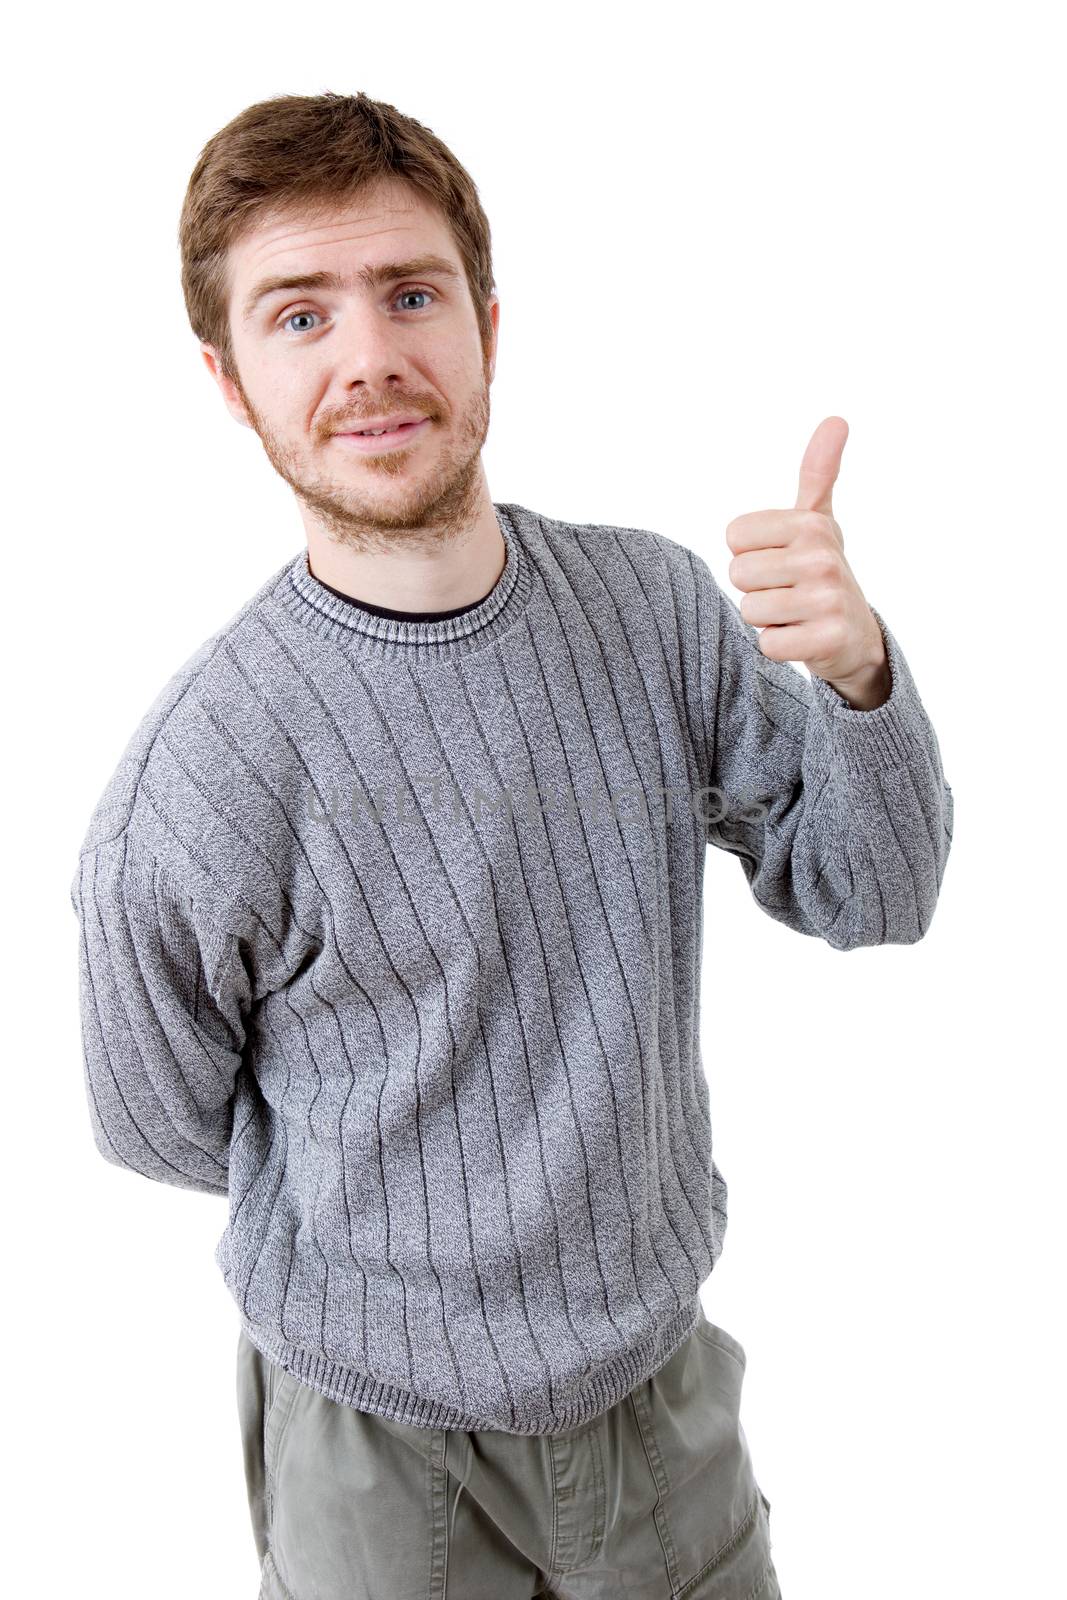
[272,502,536,662]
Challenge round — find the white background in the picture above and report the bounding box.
[5,1,1063,1595]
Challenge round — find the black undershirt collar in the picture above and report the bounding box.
[313,575,490,623]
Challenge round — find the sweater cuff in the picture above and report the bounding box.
[807,606,937,780]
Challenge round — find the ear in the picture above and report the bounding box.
[486,295,501,384]
[199,343,253,429]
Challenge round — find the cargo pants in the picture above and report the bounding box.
[236,1303,780,1599]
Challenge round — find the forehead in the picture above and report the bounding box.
[227,182,460,306]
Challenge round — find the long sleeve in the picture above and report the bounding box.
[70,827,252,1194]
[695,555,954,950]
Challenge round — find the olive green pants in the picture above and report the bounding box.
[236,1305,780,1599]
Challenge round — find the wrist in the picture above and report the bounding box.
[825,651,892,711]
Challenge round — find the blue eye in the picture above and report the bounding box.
[279,287,436,336]
[282,310,321,335]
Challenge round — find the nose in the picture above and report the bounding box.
[331,300,419,395]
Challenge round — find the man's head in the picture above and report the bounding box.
[179,92,500,547]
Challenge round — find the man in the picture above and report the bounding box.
[70,92,952,1600]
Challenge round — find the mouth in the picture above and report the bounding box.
[333,418,431,453]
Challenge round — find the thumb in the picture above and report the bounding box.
[795,415,849,515]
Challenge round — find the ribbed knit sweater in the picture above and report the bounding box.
[70,500,954,1434]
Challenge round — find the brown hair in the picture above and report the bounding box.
[179,91,496,383]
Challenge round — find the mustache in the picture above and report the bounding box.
[329,408,433,432]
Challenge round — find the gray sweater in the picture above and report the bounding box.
[70,500,953,1434]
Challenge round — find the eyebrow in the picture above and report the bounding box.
[240,253,463,324]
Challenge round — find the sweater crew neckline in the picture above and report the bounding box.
[273,502,535,661]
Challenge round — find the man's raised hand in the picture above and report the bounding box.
[724,416,891,710]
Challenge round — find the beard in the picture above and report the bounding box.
[230,354,493,554]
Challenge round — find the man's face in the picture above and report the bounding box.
[202,179,499,543]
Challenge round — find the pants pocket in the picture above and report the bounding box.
[637,1312,771,1597]
[263,1367,447,1599]
[694,1305,748,1371]
[262,1361,301,1532]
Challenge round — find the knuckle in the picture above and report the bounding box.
[810,546,842,581]
[801,510,831,540]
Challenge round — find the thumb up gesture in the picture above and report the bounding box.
[725,417,892,710]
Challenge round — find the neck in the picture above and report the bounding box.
[303,485,505,614]
[278,501,535,664]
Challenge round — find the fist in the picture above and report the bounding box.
[725,417,891,709]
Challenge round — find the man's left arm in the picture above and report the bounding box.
[696,416,954,950]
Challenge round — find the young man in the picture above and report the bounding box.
[70,92,952,1600]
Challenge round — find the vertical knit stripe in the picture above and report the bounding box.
[70,501,953,1433]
